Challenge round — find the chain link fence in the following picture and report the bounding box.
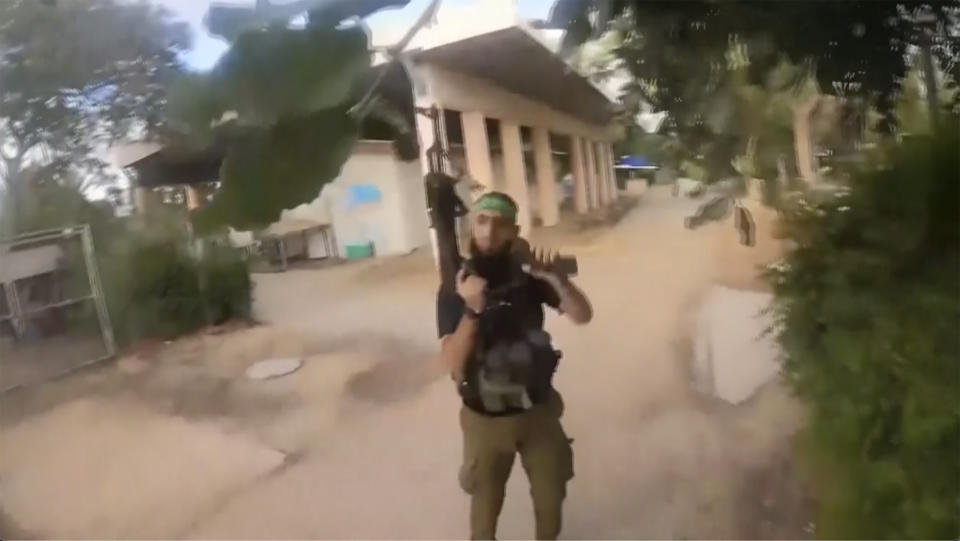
[0,225,115,393]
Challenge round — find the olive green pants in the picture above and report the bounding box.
[458,391,574,540]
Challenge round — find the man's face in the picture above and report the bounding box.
[471,208,519,255]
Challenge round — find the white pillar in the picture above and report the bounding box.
[185,185,204,210]
[134,186,153,214]
[606,143,619,201]
[584,139,600,209]
[532,127,559,227]
[594,141,610,206]
[499,120,532,236]
[597,143,613,205]
[597,141,611,206]
[570,135,589,214]
[461,111,495,193]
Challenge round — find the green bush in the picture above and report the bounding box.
[766,123,959,538]
[102,232,253,345]
[124,239,206,341]
[1,178,252,346]
[197,242,252,325]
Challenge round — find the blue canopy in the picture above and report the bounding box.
[616,155,656,169]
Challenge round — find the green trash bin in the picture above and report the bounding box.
[344,242,374,259]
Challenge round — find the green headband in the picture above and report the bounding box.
[473,194,517,221]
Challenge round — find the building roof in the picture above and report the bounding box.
[411,25,616,125]
[112,143,224,189]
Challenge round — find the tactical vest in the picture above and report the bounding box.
[458,273,560,416]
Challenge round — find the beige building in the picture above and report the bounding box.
[285,19,623,258]
[115,14,623,261]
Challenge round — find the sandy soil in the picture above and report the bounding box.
[0,186,810,539]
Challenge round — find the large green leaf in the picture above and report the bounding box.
[170,1,419,233]
[215,24,370,125]
[165,18,374,195]
[165,73,227,147]
[191,107,358,233]
[168,22,372,134]
[206,0,409,41]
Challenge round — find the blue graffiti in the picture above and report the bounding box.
[344,183,381,209]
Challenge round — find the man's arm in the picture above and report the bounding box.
[542,275,593,324]
[440,315,478,382]
[438,269,487,380]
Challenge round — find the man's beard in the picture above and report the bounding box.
[468,239,516,287]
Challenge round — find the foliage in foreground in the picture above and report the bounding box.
[766,124,959,538]
[167,0,414,233]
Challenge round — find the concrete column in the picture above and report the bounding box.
[606,143,620,201]
[461,111,495,192]
[531,127,559,227]
[594,141,610,206]
[599,143,612,203]
[133,186,153,214]
[597,141,611,206]
[569,135,589,214]
[185,185,204,210]
[499,120,532,235]
[584,139,600,209]
[595,143,607,205]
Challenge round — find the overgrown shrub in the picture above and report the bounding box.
[1,178,252,347]
[766,124,959,538]
[197,242,252,325]
[105,235,253,344]
[123,239,206,341]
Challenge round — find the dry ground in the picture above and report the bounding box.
[0,185,811,539]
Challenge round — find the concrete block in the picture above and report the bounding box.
[693,286,781,404]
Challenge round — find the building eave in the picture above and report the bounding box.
[412,25,617,125]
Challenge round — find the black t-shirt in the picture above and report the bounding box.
[436,274,561,338]
[437,273,561,415]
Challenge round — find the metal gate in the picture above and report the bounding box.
[0,225,115,393]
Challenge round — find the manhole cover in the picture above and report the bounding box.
[245,358,303,380]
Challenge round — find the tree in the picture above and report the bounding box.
[0,0,190,230]
[550,0,960,182]
[896,61,959,135]
[167,0,432,233]
[766,121,959,539]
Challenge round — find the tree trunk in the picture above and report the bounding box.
[793,96,820,184]
[1,153,23,235]
[919,38,940,130]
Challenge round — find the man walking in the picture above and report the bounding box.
[437,191,593,540]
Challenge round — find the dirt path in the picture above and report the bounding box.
[0,186,810,539]
[189,186,808,539]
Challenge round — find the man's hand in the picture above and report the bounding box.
[526,245,593,324]
[527,246,565,284]
[456,268,487,312]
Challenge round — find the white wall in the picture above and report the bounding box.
[0,245,64,284]
[276,142,428,258]
[396,159,431,252]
